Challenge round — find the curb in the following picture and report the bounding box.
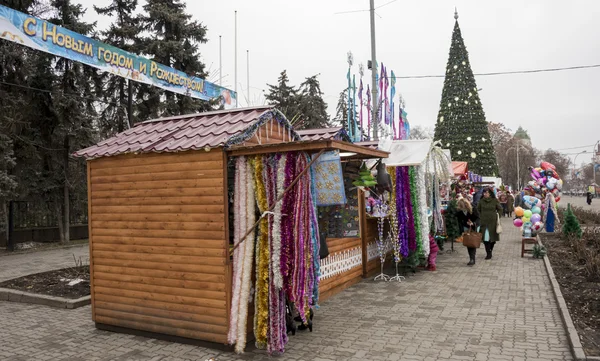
[0,242,89,257]
[0,287,90,309]
[539,235,600,361]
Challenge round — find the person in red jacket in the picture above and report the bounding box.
[426,234,439,271]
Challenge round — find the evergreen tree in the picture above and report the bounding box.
[296,75,330,129]
[265,70,301,120]
[333,88,348,129]
[140,0,211,117]
[444,199,461,240]
[48,0,97,241]
[562,203,582,239]
[94,0,141,135]
[434,12,498,176]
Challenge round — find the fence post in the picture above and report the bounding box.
[8,201,14,252]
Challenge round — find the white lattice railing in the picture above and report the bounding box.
[319,247,362,280]
[367,241,394,262]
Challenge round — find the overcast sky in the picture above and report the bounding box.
[80,0,600,165]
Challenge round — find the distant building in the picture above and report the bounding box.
[514,126,531,146]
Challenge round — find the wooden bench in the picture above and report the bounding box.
[521,237,538,257]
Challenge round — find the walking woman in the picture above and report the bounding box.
[456,198,479,266]
[476,187,503,260]
[507,191,515,217]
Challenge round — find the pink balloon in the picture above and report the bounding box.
[513,218,523,227]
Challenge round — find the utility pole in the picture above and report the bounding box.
[219,35,222,86]
[234,11,238,107]
[246,50,250,105]
[593,140,599,189]
[369,0,378,141]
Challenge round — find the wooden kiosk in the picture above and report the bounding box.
[75,106,387,346]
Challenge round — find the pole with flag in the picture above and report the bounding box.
[347,52,353,139]
[358,63,364,141]
[352,74,357,141]
[366,84,371,140]
[390,70,396,139]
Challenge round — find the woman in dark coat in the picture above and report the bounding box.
[476,188,503,260]
[456,198,479,266]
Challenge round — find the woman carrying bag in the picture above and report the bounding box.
[476,187,503,260]
[456,198,480,266]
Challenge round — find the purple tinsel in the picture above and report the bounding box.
[403,167,417,251]
[396,167,409,258]
[281,152,297,301]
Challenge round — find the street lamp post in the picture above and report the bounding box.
[573,150,588,181]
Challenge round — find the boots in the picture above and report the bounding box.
[467,247,476,266]
[484,242,492,260]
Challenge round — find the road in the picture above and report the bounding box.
[559,195,600,212]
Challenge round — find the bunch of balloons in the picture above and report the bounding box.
[513,205,543,235]
[527,161,563,203]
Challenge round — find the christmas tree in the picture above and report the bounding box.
[434,10,499,176]
[444,199,461,241]
[562,203,582,239]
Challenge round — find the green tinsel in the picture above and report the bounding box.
[409,167,424,259]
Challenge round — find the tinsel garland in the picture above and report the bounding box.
[396,167,409,257]
[308,159,321,306]
[417,165,430,257]
[388,166,400,262]
[409,167,424,258]
[272,156,286,289]
[228,156,246,345]
[403,167,417,252]
[281,153,297,301]
[225,109,301,147]
[235,158,256,354]
[266,155,286,355]
[253,156,269,349]
[292,154,309,323]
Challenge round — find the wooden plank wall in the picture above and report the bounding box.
[88,149,229,344]
[319,237,363,302]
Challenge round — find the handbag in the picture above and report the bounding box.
[496,213,503,234]
[462,228,482,248]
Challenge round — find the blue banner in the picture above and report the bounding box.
[0,4,236,107]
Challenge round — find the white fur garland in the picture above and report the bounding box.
[417,164,430,257]
[235,158,256,354]
[228,156,245,344]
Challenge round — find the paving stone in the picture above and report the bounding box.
[0,218,573,360]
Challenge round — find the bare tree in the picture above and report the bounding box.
[409,125,434,140]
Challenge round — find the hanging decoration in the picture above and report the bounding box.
[312,151,346,206]
[402,167,417,252]
[409,166,424,258]
[228,156,246,345]
[229,151,320,355]
[417,165,431,257]
[232,157,257,354]
[253,157,270,349]
[395,167,409,258]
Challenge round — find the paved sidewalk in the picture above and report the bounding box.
[0,244,89,282]
[0,218,572,361]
